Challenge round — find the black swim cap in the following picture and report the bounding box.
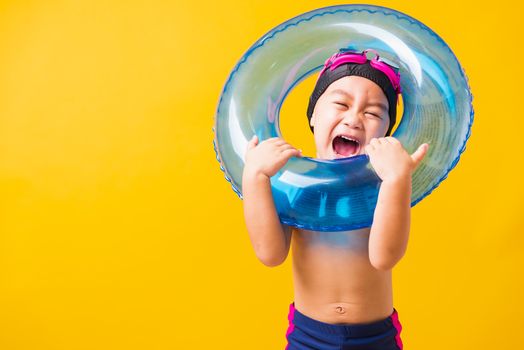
[306,61,398,136]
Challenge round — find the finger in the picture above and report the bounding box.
[274,139,289,147]
[267,137,282,143]
[365,144,374,154]
[370,138,380,146]
[259,137,278,146]
[280,145,302,158]
[385,136,400,144]
[282,148,302,159]
[276,139,296,148]
[411,143,429,167]
[277,143,297,151]
[246,135,258,150]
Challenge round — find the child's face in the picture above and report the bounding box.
[309,76,390,160]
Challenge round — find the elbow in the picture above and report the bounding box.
[369,253,401,271]
[369,240,407,271]
[256,250,287,267]
[370,258,395,271]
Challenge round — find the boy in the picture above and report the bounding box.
[242,49,429,349]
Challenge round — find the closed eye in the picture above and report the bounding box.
[333,101,382,118]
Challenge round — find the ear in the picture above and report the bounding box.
[310,113,316,128]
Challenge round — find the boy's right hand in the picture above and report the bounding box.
[244,136,302,179]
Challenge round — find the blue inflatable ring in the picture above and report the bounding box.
[213,4,473,232]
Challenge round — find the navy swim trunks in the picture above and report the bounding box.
[285,302,403,350]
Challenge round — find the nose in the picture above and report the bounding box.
[341,109,363,129]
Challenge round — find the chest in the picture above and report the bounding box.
[292,227,371,252]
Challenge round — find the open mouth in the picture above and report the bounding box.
[332,135,361,158]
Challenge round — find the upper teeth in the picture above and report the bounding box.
[340,135,359,143]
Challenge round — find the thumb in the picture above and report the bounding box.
[411,143,429,168]
[246,135,258,150]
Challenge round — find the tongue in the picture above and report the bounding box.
[333,136,358,156]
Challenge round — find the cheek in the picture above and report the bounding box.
[314,121,331,141]
[317,112,338,130]
[313,129,331,152]
[367,118,388,134]
[313,132,324,148]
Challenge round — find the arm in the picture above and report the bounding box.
[366,137,429,271]
[242,136,301,267]
[368,176,411,271]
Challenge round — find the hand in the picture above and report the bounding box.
[365,137,429,183]
[244,136,302,179]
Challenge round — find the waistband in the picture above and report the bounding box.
[288,302,398,337]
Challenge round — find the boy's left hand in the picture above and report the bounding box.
[365,137,429,183]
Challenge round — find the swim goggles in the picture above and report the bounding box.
[318,49,402,94]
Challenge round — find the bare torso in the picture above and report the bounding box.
[291,226,394,324]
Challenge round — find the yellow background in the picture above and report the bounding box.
[1,0,522,349]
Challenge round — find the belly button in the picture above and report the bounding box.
[335,306,346,314]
